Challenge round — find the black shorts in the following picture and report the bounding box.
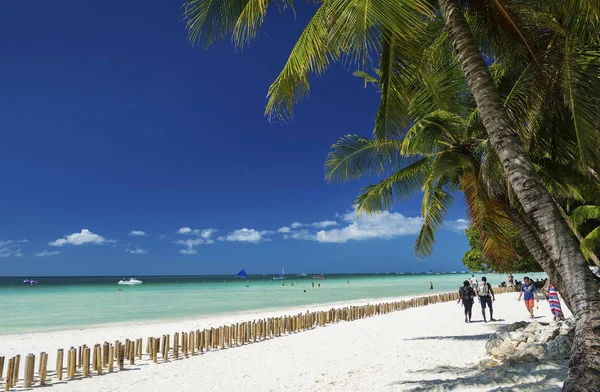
[479,296,493,309]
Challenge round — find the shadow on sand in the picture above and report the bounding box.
[390,358,567,391]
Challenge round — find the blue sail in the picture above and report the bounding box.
[237,269,247,278]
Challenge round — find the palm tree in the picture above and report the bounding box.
[182,0,600,387]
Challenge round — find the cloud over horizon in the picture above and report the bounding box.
[49,229,114,247]
[0,239,28,258]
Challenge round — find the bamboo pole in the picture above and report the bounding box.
[0,356,3,382]
[174,333,179,359]
[11,354,20,387]
[108,345,114,373]
[119,345,125,370]
[104,342,109,367]
[190,331,195,355]
[5,358,13,391]
[56,349,63,381]
[83,347,90,377]
[70,348,77,379]
[92,344,97,372]
[23,354,33,388]
[96,345,103,375]
[39,352,48,386]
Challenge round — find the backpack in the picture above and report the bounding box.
[460,286,474,301]
[478,282,490,296]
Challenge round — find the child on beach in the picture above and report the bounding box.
[517,276,539,319]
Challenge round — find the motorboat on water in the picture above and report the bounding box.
[117,278,143,285]
[297,273,308,277]
[312,274,325,279]
[23,279,39,285]
[272,269,288,280]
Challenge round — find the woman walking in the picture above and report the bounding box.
[458,280,476,323]
[548,283,565,321]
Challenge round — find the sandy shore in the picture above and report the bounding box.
[1,292,571,391]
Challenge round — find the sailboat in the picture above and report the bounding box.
[272,268,288,280]
[236,269,247,279]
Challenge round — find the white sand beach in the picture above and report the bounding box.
[1,292,571,391]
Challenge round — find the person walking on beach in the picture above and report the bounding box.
[476,277,496,322]
[458,280,476,323]
[547,282,565,321]
[518,276,539,319]
[312,282,314,288]
[469,275,478,287]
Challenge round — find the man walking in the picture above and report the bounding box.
[476,276,496,322]
[518,276,539,319]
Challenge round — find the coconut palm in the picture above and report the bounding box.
[183,0,600,387]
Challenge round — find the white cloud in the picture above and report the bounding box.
[175,228,216,255]
[35,250,60,257]
[128,230,147,236]
[284,210,422,243]
[218,228,268,243]
[49,229,114,247]
[311,220,339,229]
[0,239,28,247]
[126,247,148,255]
[283,229,316,241]
[444,219,469,233]
[314,211,422,243]
[0,239,28,257]
[277,226,291,233]
[290,222,303,229]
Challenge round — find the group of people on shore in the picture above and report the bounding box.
[457,275,565,323]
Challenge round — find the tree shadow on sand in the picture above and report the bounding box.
[405,333,491,341]
[390,360,568,391]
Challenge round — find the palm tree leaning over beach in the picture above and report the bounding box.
[325,20,600,312]
[182,0,600,388]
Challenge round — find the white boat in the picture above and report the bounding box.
[118,278,142,285]
[273,269,288,280]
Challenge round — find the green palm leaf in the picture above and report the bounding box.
[353,158,432,214]
[325,135,404,183]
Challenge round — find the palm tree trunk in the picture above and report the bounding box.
[555,202,600,267]
[438,0,600,389]
[507,208,573,312]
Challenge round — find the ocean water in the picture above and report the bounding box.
[0,273,547,335]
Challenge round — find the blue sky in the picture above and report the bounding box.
[0,0,469,276]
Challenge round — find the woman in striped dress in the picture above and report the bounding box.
[548,283,565,321]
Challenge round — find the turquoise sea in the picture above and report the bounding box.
[0,272,547,335]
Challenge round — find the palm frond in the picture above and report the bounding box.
[264,0,432,121]
[325,135,404,183]
[571,205,600,228]
[581,227,600,261]
[353,158,432,214]
[414,175,454,258]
